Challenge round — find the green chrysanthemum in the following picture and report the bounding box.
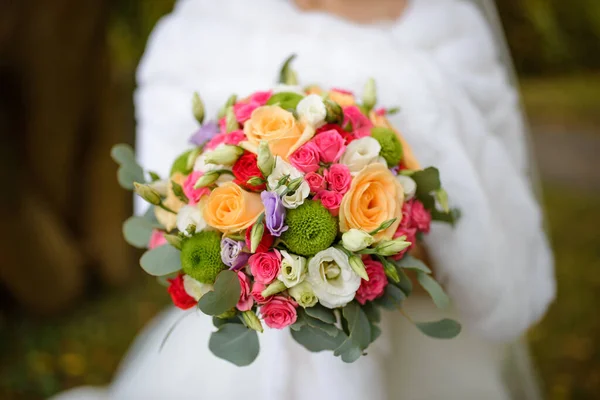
[281,200,338,257]
[170,149,193,176]
[371,127,403,167]
[181,231,226,284]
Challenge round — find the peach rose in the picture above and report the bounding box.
[339,163,404,241]
[369,111,420,170]
[155,172,187,231]
[203,182,264,233]
[243,106,305,160]
[328,89,355,107]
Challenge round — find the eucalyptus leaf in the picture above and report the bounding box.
[396,268,413,297]
[415,318,462,339]
[291,325,346,352]
[110,143,136,165]
[431,208,461,226]
[362,302,381,324]
[156,271,179,287]
[117,164,145,190]
[341,302,371,351]
[212,316,243,329]
[197,270,241,316]
[369,323,382,344]
[416,271,450,309]
[209,324,260,366]
[266,92,304,110]
[139,245,182,276]
[335,339,363,363]
[123,216,156,248]
[304,304,336,324]
[412,167,441,196]
[394,254,432,274]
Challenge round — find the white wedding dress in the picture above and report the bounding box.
[54,0,555,399]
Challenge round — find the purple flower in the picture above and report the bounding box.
[261,191,288,237]
[189,120,219,146]
[221,237,250,270]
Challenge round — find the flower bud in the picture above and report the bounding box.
[186,147,201,171]
[348,255,369,281]
[362,78,377,112]
[257,140,275,177]
[246,176,265,187]
[242,310,264,333]
[171,180,189,203]
[435,188,449,212]
[279,54,298,85]
[225,106,238,133]
[369,218,397,235]
[163,234,182,250]
[261,280,286,298]
[250,220,265,253]
[218,94,238,119]
[342,229,374,252]
[194,171,219,188]
[205,145,243,166]
[216,308,237,319]
[381,257,400,283]
[285,177,304,194]
[133,182,162,205]
[324,99,343,124]
[396,175,417,201]
[375,237,412,257]
[192,92,205,124]
[288,281,318,308]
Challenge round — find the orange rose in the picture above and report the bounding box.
[339,163,404,241]
[243,106,304,160]
[369,111,420,170]
[155,172,187,231]
[203,182,264,233]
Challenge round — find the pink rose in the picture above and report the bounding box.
[251,282,272,304]
[343,106,373,139]
[313,129,346,163]
[289,141,320,173]
[148,229,167,249]
[324,164,351,194]
[409,200,432,233]
[355,258,388,304]
[236,271,254,311]
[304,172,327,193]
[249,90,272,105]
[218,117,227,134]
[249,250,281,285]
[205,130,246,151]
[234,101,260,123]
[390,227,417,260]
[260,296,297,329]
[183,171,210,205]
[399,201,412,228]
[314,190,343,216]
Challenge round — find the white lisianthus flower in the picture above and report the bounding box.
[183,275,213,301]
[278,250,307,288]
[340,137,383,175]
[176,204,207,235]
[296,94,326,127]
[307,247,361,309]
[289,281,318,308]
[267,156,303,194]
[272,84,305,95]
[342,229,374,252]
[282,180,310,209]
[396,175,417,200]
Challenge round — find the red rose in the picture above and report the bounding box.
[233,152,266,191]
[409,200,432,233]
[245,222,274,253]
[355,258,388,304]
[167,274,197,310]
[316,124,356,145]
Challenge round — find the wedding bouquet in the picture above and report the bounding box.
[112,57,461,366]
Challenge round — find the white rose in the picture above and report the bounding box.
[396,175,417,200]
[296,94,326,127]
[176,204,206,235]
[307,247,361,309]
[289,281,318,308]
[267,156,303,194]
[183,275,213,301]
[340,137,383,175]
[282,180,310,209]
[341,229,374,252]
[272,84,305,95]
[277,250,307,288]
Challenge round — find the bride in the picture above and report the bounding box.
[54,0,555,399]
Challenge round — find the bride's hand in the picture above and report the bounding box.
[293,0,408,24]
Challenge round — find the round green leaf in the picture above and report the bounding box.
[197,270,241,316]
[111,143,136,165]
[412,167,441,196]
[139,245,182,276]
[394,254,432,274]
[209,324,259,366]
[340,302,371,351]
[416,271,450,309]
[304,304,336,324]
[117,164,145,190]
[415,319,461,339]
[291,325,345,353]
[123,216,156,248]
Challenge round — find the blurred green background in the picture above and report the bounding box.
[0,1,599,399]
